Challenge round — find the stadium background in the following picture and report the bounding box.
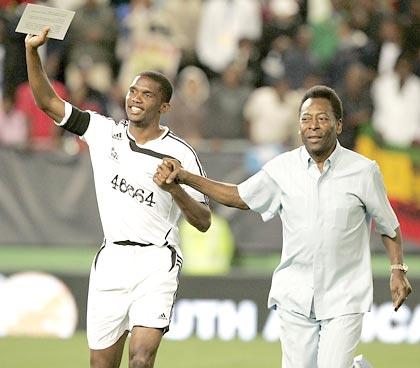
[0,0,419,367]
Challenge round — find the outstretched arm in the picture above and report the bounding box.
[154,162,211,232]
[381,227,412,311]
[157,159,249,210]
[25,27,65,122]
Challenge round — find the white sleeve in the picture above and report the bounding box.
[364,162,399,237]
[237,170,282,222]
[53,102,111,142]
[80,111,113,145]
[182,151,208,204]
[54,101,72,126]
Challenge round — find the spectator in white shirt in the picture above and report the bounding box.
[196,0,262,74]
[371,51,420,147]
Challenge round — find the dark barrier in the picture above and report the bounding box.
[0,147,102,246]
[2,272,414,344]
[1,146,418,253]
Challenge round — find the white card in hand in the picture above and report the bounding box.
[15,4,75,40]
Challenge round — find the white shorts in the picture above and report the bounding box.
[86,243,182,350]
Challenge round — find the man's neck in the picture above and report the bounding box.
[309,143,337,172]
[129,122,164,145]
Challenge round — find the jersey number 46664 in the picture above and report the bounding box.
[111,174,156,207]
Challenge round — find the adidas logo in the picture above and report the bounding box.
[158,313,167,320]
[112,132,123,140]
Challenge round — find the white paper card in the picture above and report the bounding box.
[15,4,75,40]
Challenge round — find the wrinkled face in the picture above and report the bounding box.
[299,97,342,157]
[125,76,169,125]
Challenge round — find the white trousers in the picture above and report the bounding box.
[277,308,364,368]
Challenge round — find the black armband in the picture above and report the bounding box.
[63,106,90,136]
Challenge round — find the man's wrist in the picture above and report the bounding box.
[390,263,408,273]
[177,170,189,185]
[26,46,38,54]
[166,183,183,196]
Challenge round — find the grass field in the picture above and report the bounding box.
[1,247,419,367]
[0,332,419,367]
[1,245,420,276]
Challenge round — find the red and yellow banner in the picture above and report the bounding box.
[355,126,420,244]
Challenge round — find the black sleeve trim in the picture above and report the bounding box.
[62,106,90,136]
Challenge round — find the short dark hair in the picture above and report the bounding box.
[299,85,343,120]
[138,71,173,103]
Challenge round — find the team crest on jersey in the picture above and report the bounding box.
[112,132,123,140]
[110,147,119,161]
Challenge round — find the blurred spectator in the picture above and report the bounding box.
[0,92,27,148]
[66,0,118,93]
[261,26,322,90]
[358,12,406,77]
[115,0,158,37]
[15,52,68,150]
[205,63,252,140]
[165,65,209,145]
[0,0,417,157]
[401,0,420,52]
[280,24,321,90]
[105,84,126,123]
[1,6,28,98]
[260,35,290,86]
[68,58,126,124]
[348,0,386,42]
[243,75,300,147]
[336,62,373,150]
[47,0,109,10]
[159,0,203,67]
[376,15,404,74]
[325,17,369,88]
[232,37,261,87]
[260,0,302,59]
[179,212,235,275]
[0,0,35,10]
[401,0,420,76]
[196,0,262,75]
[307,0,342,67]
[68,61,109,115]
[116,0,181,91]
[371,52,420,147]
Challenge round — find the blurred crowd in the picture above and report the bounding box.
[0,0,419,155]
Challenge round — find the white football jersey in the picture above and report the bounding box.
[62,103,207,250]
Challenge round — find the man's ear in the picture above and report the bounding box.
[159,102,171,114]
[336,119,343,135]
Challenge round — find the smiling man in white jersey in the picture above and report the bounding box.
[25,28,211,368]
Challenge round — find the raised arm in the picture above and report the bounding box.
[25,27,65,122]
[157,159,249,210]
